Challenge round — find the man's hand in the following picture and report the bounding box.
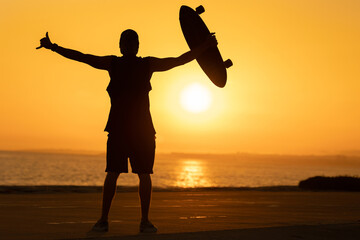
[202,33,218,49]
[36,32,53,50]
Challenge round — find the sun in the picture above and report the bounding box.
[180,82,212,113]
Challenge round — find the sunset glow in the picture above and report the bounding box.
[180,82,212,113]
[1,0,360,154]
[175,160,211,188]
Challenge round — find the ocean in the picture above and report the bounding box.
[0,151,359,188]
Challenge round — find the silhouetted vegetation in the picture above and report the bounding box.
[299,176,360,191]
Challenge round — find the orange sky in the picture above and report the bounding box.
[1,0,359,154]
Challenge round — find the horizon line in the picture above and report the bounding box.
[1,148,360,157]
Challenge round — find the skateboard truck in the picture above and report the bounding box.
[224,59,233,68]
[196,5,205,14]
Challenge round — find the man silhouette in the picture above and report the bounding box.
[37,29,217,233]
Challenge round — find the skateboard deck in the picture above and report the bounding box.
[180,5,232,88]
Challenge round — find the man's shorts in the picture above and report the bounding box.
[106,133,155,174]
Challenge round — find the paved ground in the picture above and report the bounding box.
[1,190,359,239]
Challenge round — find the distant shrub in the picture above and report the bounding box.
[299,176,360,191]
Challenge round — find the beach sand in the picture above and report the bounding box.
[1,189,359,240]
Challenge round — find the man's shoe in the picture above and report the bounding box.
[91,220,109,232]
[139,221,157,233]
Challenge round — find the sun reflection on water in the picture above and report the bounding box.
[175,159,211,188]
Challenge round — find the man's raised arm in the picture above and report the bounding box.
[37,32,112,70]
[149,34,218,73]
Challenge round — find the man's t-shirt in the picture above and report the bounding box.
[104,56,156,137]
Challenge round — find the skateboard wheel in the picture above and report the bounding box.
[224,59,233,68]
[196,5,205,15]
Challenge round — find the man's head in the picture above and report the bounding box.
[120,29,139,56]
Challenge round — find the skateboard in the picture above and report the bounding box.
[180,5,232,88]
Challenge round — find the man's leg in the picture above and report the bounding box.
[100,172,120,221]
[138,173,157,233]
[138,173,152,222]
[92,172,120,232]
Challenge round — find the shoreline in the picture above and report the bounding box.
[0,185,301,194]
